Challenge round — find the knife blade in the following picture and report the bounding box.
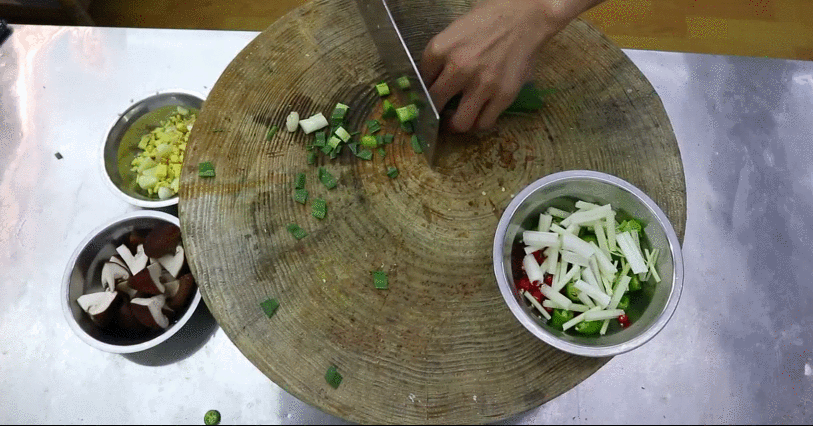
[355,0,440,167]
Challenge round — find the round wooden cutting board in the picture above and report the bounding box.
[179,0,686,423]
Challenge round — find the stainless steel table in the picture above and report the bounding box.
[1,25,812,425]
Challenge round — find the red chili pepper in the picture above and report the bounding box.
[530,288,544,303]
[543,274,553,285]
[618,314,630,328]
[532,250,546,265]
[516,277,532,292]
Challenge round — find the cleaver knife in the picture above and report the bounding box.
[355,0,441,167]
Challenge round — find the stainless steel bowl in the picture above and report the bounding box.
[62,210,202,353]
[100,90,204,208]
[493,170,683,357]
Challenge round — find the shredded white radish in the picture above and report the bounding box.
[562,234,595,259]
[575,200,601,210]
[567,304,590,313]
[524,245,544,255]
[554,261,568,290]
[561,204,612,227]
[547,207,570,219]
[574,280,611,307]
[582,265,600,290]
[538,284,573,309]
[578,291,596,308]
[606,212,617,252]
[522,231,559,248]
[552,264,578,292]
[565,223,580,236]
[617,232,648,274]
[594,220,609,255]
[591,243,617,278]
[585,309,625,321]
[538,214,553,232]
[600,319,611,335]
[562,306,602,331]
[523,290,551,320]
[608,275,631,309]
[542,299,568,310]
[523,254,544,283]
[547,247,559,275]
[560,251,589,267]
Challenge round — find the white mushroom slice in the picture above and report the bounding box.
[77,292,121,327]
[116,244,148,275]
[156,245,184,278]
[101,262,130,292]
[109,256,128,270]
[130,295,169,329]
[116,281,139,299]
[163,280,180,298]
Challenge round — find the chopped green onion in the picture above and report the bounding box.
[321,144,333,155]
[401,121,414,134]
[367,119,382,134]
[312,198,327,219]
[330,144,342,159]
[347,142,359,155]
[383,134,394,144]
[396,104,419,123]
[287,223,308,240]
[382,100,397,119]
[325,365,343,389]
[198,162,215,177]
[408,92,425,108]
[318,167,337,189]
[293,188,309,204]
[396,75,411,90]
[260,298,280,318]
[375,82,390,97]
[335,126,351,143]
[314,131,327,147]
[377,148,386,158]
[332,103,349,121]
[357,149,373,160]
[372,271,389,289]
[307,151,317,165]
[361,135,378,148]
[204,410,221,426]
[327,135,341,149]
[375,135,383,146]
[295,173,306,189]
[411,135,423,154]
[266,125,279,141]
[386,166,399,178]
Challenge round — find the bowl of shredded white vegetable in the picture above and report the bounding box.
[101,90,204,208]
[493,170,683,357]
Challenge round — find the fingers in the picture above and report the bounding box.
[449,79,494,133]
[475,81,522,131]
[428,62,468,113]
[420,38,446,86]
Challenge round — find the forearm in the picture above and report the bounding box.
[537,0,608,24]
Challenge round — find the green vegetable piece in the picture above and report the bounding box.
[307,152,317,165]
[293,188,308,205]
[198,162,215,178]
[330,144,342,159]
[400,121,414,134]
[445,82,553,114]
[367,119,382,134]
[357,149,373,160]
[375,135,383,146]
[396,75,411,90]
[266,125,279,141]
[295,173,306,189]
[321,144,333,155]
[628,274,642,292]
[314,131,327,147]
[549,309,574,330]
[325,365,343,389]
[332,103,348,121]
[408,92,425,108]
[377,148,386,158]
[410,135,423,154]
[375,82,390,97]
[260,299,280,318]
[204,410,221,426]
[565,282,581,303]
[617,294,631,311]
[617,219,645,234]
[396,104,419,123]
[347,142,359,155]
[361,135,378,148]
[287,223,307,240]
[383,134,394,144]
[312,198,327,219]
[574,320,602,335]
[382,100,397,119]
[386,166,399,179]
[318,167,337,189]
[372,271,389,289]
[581,233,598,246]
[335,127,351,143]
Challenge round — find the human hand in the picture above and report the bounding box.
[420,0,597,132]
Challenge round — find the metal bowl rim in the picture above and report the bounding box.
[98,89,205,209]
[493,170,684,357]
[61,210,202,354]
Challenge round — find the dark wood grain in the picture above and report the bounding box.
[179,0,686,423]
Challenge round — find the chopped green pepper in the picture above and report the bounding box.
[574,320,602,335]
[386,166,399,179]
[357,149,373,160]
[286,223,307,240]
[549,309,574,330]
[382,99,397,119]
[307,151,317,165]
[260,299,280,318]
[361,135,378,148]
[320,144,333,155]
[312,198,327,219]
[617,294,630,311]
[293,188,308,204]
[396,104,419,123]
[204,410,221,425]
[314,131,327,147]
[332,103,349,122]
[628,274,642,292]
[325,365,343,389]
[565,282,581,303]
[367,119,382,134]
[318,167,337,189]
[295,173,306,189]
[198,162,215,178]
[372,271,388,289]
[396,75,411,90]
[375,82,390,97]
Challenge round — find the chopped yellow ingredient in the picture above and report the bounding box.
[130,106,196,199]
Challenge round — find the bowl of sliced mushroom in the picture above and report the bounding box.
[62,210,201,353]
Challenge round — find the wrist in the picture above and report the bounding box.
[536,0,602,26]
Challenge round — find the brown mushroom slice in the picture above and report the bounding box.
[143,223,181,258]
[115,280,139,299]
[125,231,146,253]
[156,245,184,278]
[101,261,130,292]
[163,279,180,298]
[109,255,128,270]
[167,273,196,312]
[116,244,148,275]
[76,291,122,328]
[116,294,149,333]
[130,295,169,329]
[127,263,165,295]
